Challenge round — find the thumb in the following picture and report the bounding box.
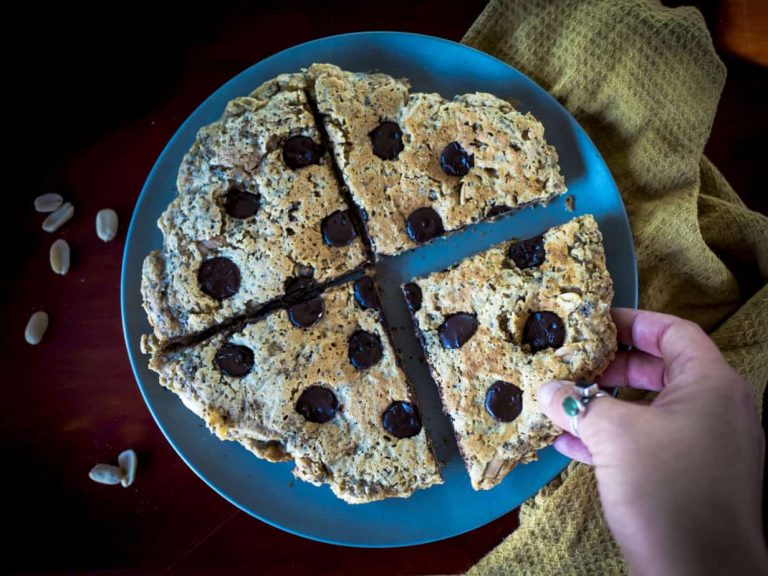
[537,380,638,464]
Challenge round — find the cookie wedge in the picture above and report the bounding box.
[148,280,442,504]
[308,63,566,256]
[404,215,615,490]
[141,72,368,350]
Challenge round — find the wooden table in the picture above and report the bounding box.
[6,1,765,572]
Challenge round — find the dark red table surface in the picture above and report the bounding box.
[5,1,766,573]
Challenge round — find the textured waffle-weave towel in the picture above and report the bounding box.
[462,1,768,574]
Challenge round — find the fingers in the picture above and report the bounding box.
[553,433,594,465]
[538,380,639,446]
[598,349,666,391]
[611,308,720,363]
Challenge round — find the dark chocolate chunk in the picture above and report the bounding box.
[486,204,511,218]
[403,282,422,312]
[508,234,546,269]
[438,313,478,349]
[283,135,323,169]
[369,121,404,160]
[288,297,324,328]
[485,380,523,422]
[406,207,444,244]
[284,276,315,297]
[224,187,261,219]
[348,330,383,369]
[214,343,254,378]
[321,210,357,247]
[353,276,380,310]
[383,401,422,438]
[440,141,474,176]
[523,311,565,352]
[198,257,240,300]
[295,385,338,423]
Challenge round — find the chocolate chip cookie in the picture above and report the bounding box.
[139,64,597,502]
[404,215,616,490]
[148,280,442,503]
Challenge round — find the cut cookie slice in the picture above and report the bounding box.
[308,63,566,257]
[141,72,368,350]
[148,280,442,504]
[404,215,615,490]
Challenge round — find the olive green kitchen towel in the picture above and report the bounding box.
[462,1,768,573]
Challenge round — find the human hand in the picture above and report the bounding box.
[538,308,767,576]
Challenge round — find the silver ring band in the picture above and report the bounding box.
[566,382,608,438]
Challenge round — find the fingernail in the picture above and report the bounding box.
[537,381,562,407]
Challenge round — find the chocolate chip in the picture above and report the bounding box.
[440,141,474,176]
[406,207,444,244]
[288,297,324,328]
[284,276,315,297]
[214,343,254,378]
[369,121,404,160]
[295,385,338,423]
[438,313,478,349]
[321,210,357,247]
[353,276,380,310]
[485,380,523,422]
[198,257,241,300]
[383,401,422,438]
[224,187,261,219]
[403,282,422,312]
[486,204,511,218]
[508,234,546,269]
[523,311,565,352]
[348,330,383,369]
[283,135,323,169]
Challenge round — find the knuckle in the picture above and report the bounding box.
[672,319,706,346]
[678,318,702,333]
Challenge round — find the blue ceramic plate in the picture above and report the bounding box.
[121,32,637,547]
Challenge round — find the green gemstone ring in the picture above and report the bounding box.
[562,382,608,437]
[562,396,582,416]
